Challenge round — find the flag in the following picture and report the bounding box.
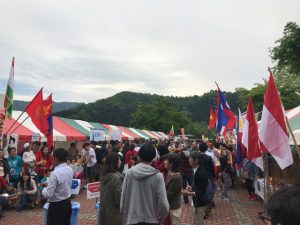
[259,70,293,169]
[208,106,217,129]
[242,97,263,170]
[4,57,15,119]
[43,94,53,149]
[169,125,174,136]
[216,83,236,136]
[181,128,186,139]
[236,108,246,169]
[25,89,48,135]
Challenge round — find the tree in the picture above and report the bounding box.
[270,22,300,76]
[130,97,202,136]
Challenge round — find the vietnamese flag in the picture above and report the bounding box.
[43,94,53,149]
[208,106,217,130]
[259,69,293,169]
[25,89,48,135]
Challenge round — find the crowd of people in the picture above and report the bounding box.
[0,138,299,225]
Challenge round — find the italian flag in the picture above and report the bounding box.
[4,57,15,119]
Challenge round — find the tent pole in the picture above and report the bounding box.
[9,115,29,136]
[285,117,300,158]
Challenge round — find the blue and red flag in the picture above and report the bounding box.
[216,83,236,136]
[43,94,53,149]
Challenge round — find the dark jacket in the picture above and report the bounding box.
[96,147,108,165]
[99,172,123,225]
[198,153,215,179]
[220,156,230,173]
[179,151,193,176]
[192,166,209,207]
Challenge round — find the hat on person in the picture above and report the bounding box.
[0,167,4,177]
[24,143,30,149]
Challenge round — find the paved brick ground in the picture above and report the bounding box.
[1,183,265,225]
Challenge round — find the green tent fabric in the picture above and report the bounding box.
[59,118,90,137]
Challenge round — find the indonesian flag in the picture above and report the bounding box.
[4,57,15,119]
[242,96,263,170]
[259,70,293,169]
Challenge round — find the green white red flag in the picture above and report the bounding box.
[169,125,174,136]
[4,57,15,119]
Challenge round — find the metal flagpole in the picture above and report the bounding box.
[4,111,25,135]
[9,115,29,135]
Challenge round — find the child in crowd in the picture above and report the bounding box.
[36,170,50,205]
[164,153,182,225]
[6,183,18,208]
[22,143,36,173]
[17,171,37,211]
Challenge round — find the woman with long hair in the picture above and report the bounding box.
[98,153,123,225]
[17,171,37,211]
[35,146,54,181]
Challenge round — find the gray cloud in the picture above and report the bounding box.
[0,0,299,102]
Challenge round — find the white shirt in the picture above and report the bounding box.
[193,166,199,174]
[86,148,97,167]
[205,150,216,165]
[22,151,36,164]
[42,163,73,202]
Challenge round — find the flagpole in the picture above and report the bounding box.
[4,111,26,135]
[9,115,29,136]
[262,152,269,212]
[285,117,300,158]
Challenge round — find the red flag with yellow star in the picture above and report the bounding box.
[25,88,48,135]
[208,106,217,130]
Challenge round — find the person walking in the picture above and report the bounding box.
[183,151,209,225]
[98,152,123,225]
[219,147,231,200]
[243,159,259,200]
[164,153,182,225]
[121,143,169,225]
[179,146,193,205]
[42,148,73,225]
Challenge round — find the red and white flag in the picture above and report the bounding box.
[259,70,293,169]
[242,96,263,170]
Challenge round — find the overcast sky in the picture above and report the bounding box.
[0,0,299,103]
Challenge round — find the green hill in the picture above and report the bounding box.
[55,91,239,127]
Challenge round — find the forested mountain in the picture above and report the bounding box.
[55,91,239,126]
[13,100,81,113]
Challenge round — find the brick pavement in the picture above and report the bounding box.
[1,183,265,225]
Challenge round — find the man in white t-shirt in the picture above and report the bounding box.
[81,142,97,183]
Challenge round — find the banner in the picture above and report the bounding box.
[90,128,105,142]
[87,182,100,199]
[180,128,186,139]
[71,179,81,195]
[4,134,19,157]
[31,132,41,142]
[110,130,122,141]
